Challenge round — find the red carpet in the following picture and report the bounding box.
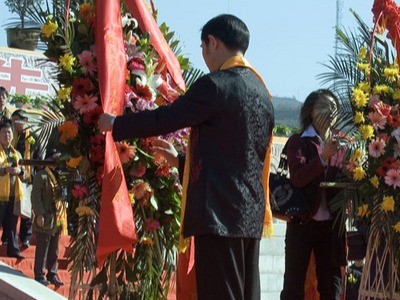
[0,227,71,297]
[0,225,177,299]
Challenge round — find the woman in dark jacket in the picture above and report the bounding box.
[280,89,347,300]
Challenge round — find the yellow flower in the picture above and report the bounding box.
[41,20,58,38]
[67,156,82,168]
[129,192,135,204]
[357,82,370,92]
[59,53,76,72]
[75,205,94,217]
[356,62,371,74]
[358,46,367,60]
[393,222,400,233]
[381,195,395,212]
[79,3,93,21]
[27,136,35,145]
[141,237,154,246]
[57,86,72,102]
[350,148,362,162]
[393,89,400,100]
[358,124,374,140]
[354,111,365,124]
[348,273,357,284]
[370,175,379,188]
[373,84,392,95]
[352,88,369,108]
[353,166,366,181]
[357,204,370,217]
[383,66,399,82]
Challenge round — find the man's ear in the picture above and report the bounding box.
[207,35,218,50]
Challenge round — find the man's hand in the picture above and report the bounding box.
[36,214,44,227]
[98,113,116,133]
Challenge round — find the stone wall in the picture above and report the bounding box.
[260,137,287,300]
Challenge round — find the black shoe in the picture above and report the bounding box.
[8,253,24,259]
[48,276,64,287]
[36,279,50,286]
[21,240,30,248]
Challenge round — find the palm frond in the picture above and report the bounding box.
[22,106,66,152]
[183,68,205,88]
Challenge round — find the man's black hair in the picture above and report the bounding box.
[0,86,8,99]
[0,119,12,131]
[201,14,250,54]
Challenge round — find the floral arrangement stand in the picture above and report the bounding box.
[358,204,400,300]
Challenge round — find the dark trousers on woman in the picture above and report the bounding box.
[194,235,261,300]
[0,198,21,257]
[280,220,343,300]
[34,231,60,281]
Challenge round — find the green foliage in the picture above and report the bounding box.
[4,0,44,28]
[9,93,48,109]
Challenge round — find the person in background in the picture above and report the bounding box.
[31,149,65,287]
[11,109,43,247]
[280,89,347,300]
[0,120,26,259]
[98,14,274,300]
[0,86,11,124]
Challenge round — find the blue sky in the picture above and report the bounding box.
[0,0,381,101]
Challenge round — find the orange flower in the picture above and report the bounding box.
[116,142,136,164]
[79,3,93,21]
[130,181,150,200]
[67,156,82,168]
[58,121,78,143]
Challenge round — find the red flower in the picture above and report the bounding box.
[72,78,93,97]
[83,105,104,124]
[132,84,153,102]
[155,164,170,177]
[72,184,88,199]
[387,114,400,128]
[145,219,160,232]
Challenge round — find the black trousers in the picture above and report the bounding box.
[2,216,32,243]
[280,220,343,300]
[0,198,21,256]
[34,231,60,280]
[194,235,261,300]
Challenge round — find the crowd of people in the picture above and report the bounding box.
[0,86,64,287]
[1,13,353,300]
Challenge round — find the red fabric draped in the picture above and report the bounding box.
[95,0,138,267]
[124,0,186,92]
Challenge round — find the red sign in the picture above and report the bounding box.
[0,47,57,97]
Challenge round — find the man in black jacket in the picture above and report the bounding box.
[98,14,274,300]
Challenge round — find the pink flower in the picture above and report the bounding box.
[368,138,386,158]
[384,168,400,188]
[368,111,387,129]
[116,142,136,164]
[145,219,160,232]
[72,184,88,199]
[78,50,97,76]
[73,94,98,114]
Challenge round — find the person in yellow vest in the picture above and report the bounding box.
[0,120,26,259]
[1,110,43,248]
[0,86,11,124]
[31,149,65,287]
[98,14,274,300]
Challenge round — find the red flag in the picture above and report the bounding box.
[125,0,186,92]
[95,0,138,267]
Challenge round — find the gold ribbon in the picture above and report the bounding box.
[178,56,274,253]
[45,167,68,235]
[0,144,23,202]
